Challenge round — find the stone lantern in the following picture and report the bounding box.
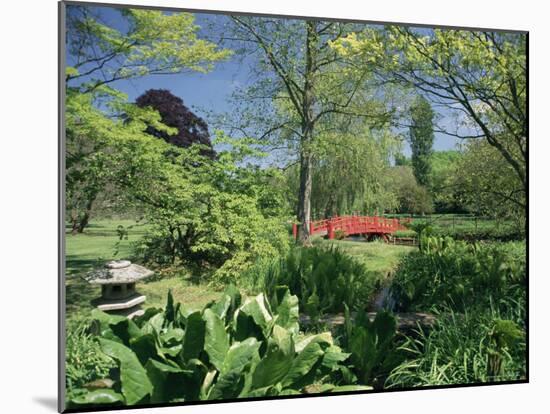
[85,260,154,319]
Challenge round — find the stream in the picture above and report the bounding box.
[371,283,397,312]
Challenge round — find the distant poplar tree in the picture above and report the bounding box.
[409,95,435,187]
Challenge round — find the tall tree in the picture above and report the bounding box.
[332,28,527,209]
[65,5,230,232]
[409,95,434,187]
[225,18,390,242]
[135,89,215,158]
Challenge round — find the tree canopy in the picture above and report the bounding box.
[332,28,527,208]
[66,7,231,92]
[135,89,215,158]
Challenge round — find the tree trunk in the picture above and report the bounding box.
[76,210,91,233]
[297,146,313,242]
[296,20,318,244]
[70,194,95,235]
[70,210,80,235]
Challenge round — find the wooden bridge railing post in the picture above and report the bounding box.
[292,223,297,240]
[309,221,313,236]
[327,218,334,239]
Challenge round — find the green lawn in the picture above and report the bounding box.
[65,219,414,320]
[325,239,415,274]
[65,219,148,276]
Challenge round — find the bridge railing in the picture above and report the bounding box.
[292,215,410,240]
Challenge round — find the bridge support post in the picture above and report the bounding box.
[327,219,334,240]
[292,223,297,240]
[309,221,313,236]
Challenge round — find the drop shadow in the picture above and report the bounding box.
[33,396,58,412]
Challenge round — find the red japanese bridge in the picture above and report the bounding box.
[292,215,410,241]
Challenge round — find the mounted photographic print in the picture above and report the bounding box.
[59,1,528,412]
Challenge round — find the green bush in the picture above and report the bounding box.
[241,245,376,318]
[67,287,368,408]
[123,133,291,284]
[390,237,526,313]
[386,308,526,387]
[333,229,347,240]
[338,307,403,389]
[66,318,116,391]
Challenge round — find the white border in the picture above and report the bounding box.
[1,1,547,413]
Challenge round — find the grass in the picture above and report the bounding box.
[65,219,148,276]
[323,239,415,275]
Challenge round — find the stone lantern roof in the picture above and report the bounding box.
[84,260,154,285]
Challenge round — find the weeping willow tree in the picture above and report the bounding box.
[284,119,400,219]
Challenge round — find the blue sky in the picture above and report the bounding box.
[66,4,463,156]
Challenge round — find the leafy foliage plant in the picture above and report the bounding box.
[67,287,368,408]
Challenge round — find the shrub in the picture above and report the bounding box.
[333,229,347,240]
[390,237,526,313]
[67,288,368,408]
[65,318,116,391]
[241,245,376,318]
[127,134,291,283]
[432,226,524,242]
[338,307,403,389]
[386,308,526,388]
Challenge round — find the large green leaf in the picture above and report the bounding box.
[91,309,142,345]
[99,338,153,405]
[133,307,163,327]
[145,359,191,403]
[182,311,205,361]
[207,368,244,400]
[372,311,397,346]
[209,294,231,319]
[141,312,164,335]
[180,358,209,401]
[129,333,159,366]
[235,294,273,337]
[164,289,176,326]
[321,345,350,370]
[273,290,299,334]
[210,338,262,400]
[160,328,184,346]
[70,389,124,406]
[221,338,261,375]
[295,332,333,353]
[203,308,230,371]
[281,342,324,388]
[233,312,263,342]
[269,324,294,356]
[200,369,217,400]
[251,347,292,389]
[210,285,241,321]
